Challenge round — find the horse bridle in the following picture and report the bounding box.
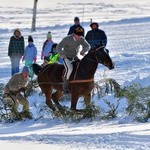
[85,46,106,63]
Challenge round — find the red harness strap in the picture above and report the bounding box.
[69,79,94,83]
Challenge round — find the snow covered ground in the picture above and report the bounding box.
[0,0,150,149]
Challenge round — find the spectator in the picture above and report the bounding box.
[41,31,54,61]
[57,27,90,93]
[42,43,63,66]
[85,22,107,48]
[22,35,37,78]
[68,17,85,37]
[8,28,25,76]
[3,66,32,120]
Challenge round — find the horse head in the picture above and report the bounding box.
[90,46,115,70]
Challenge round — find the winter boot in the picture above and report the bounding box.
[20,111,32,119]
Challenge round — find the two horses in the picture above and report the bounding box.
[32,46,114,112]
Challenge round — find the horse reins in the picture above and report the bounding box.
[84,46,105,63]
[72,46,105,82]
[37,46,104,85]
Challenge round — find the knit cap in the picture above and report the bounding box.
[28,35,34,42]
[74,17,80,22]
[47,32,52,38]
[22,66,29,73]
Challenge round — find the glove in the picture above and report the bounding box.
[10,90,18,96]
[19,87,27,97]
[19,87,26,92]
[34,57,37,62]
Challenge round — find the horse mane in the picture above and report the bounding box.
[70,47,98,80]
[32,63,43,75]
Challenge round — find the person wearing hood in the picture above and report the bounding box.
[22,35,37,78]
[85,22,107,48]
[8,28,25,76]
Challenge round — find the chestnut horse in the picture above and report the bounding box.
[32,46,114,112]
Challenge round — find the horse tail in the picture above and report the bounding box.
[32,63,43,75]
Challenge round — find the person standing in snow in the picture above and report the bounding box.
[41,31,54,61]
[68,17,85,37]
[22,35,37,78]
[85,22,107,48]
[8,28,25,76]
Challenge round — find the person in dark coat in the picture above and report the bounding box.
[85,22,107,48]
[8,28,25,76]
[67,17,85,37]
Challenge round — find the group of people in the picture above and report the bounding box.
[58,17,107,93]
[8,29,62,77]
[3,16,107,120]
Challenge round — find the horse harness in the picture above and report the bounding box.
[37,46,105,85]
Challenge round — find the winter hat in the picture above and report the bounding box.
[47,32,52,38]
[28,35,34,42]
[74,27,83,36]
[74,17,80,22]
[90,22,99,28]
[22,66,29,73]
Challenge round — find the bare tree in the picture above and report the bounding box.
[31,0,38,31]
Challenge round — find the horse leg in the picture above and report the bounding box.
[52,91,67,114]
[52,91,63,107]
[45,92,56,111]
[41,86,56,111]
[70,94,79,110]
[84,93,92,109]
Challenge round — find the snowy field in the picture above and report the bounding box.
[0,0,150,149]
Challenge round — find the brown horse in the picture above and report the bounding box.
[32,46,114,112]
